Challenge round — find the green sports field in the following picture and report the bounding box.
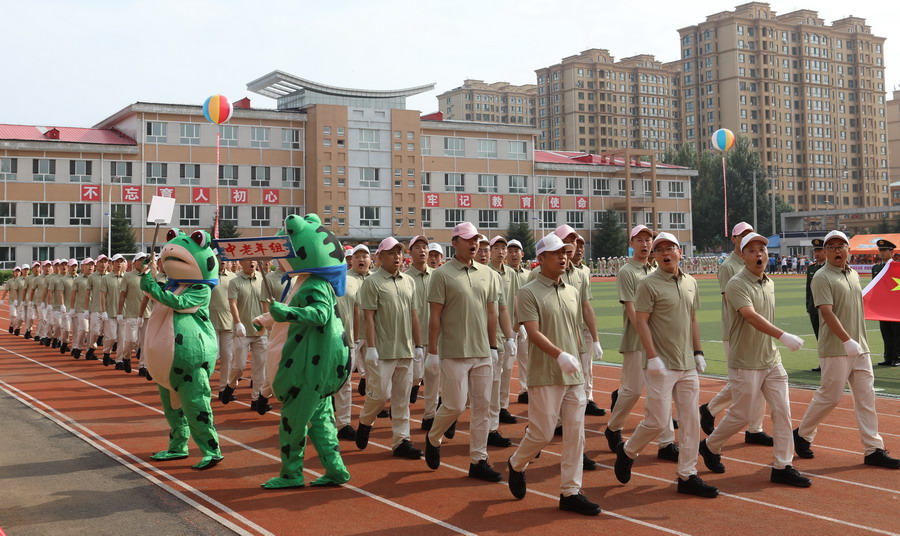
[589,275,900,397]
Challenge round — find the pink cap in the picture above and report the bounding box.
[408,235,429,249]
[451,222,479,240]
[81,257,95,265]
[95,254,109,261]
[575,233,585,243]
[67,258,78,266]
[32,261,40,267]
[489,235,507,246]
[375,237,404,255]
[553,224,578,241]
[731,222,754,237]
[41,260,51,266]
[630,225,653,240]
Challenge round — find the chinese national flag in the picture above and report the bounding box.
[862,260,900,322]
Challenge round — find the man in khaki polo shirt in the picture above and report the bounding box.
[427,242,444,269]
[506,233,600,516]
[70,258,94,359]
[483,235,516,448]
[489,235,521,428]
[605,225,677,459]
[405,235,433,423]
[57,259,79,354]
[334,248,362,440]
[698,233,812,487]
[700,222,772,446]
[22,263,39,339]
[348,244,372,395]
[355,237,422,459]
[84,254,109,360]
[228,259,269,412]
[211,256,236,402]
[99,254,126,366]
[116,252,150,374]
[505,239,531,404]
[613,232,718,498]
[424,222,501,482]
[794,230,899,469]
[33,260,53,345]
[3,266,22,336]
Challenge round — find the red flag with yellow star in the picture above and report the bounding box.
[863,259,900,321]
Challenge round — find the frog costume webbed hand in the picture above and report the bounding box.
[258,213,352,489]
[140,228,223,470]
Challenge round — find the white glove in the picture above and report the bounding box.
[82,311,90,321]
[40,303,47,312]
[365,347,379,368]
[60,304,67,314]
[67,310,75,319]
[646,356,667,378]
[779,332,804,352]
[425,352,440,376]
[491,348,499,365]
[557,352,580,375]
[505,337,517,356]
[414,346,424,362]
[100,311,108,321]
[592,340,604,361]
[138,317,144,327]
[694,353,707,373]
[843,339,864,358]
[116,314,124,323]
[234,323,247,338]
[517,325,528,340]
[12,299,17,307]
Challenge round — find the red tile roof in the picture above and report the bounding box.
[535,150,686,169]
[0,124,136,145]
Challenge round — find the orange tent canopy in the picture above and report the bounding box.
[847,233,900,255]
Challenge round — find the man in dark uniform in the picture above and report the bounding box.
[872,239,899,367]
[806,239,826,372]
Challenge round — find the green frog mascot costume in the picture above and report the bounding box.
[252,213,352,489]
[141,228,223,470]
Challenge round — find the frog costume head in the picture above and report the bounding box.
[276,214,346,297]
[160,228,219,290]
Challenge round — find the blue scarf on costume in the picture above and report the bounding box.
[164,278,219,292]
[280,265,346,301]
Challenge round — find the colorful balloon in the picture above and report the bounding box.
[711,128,735,152]
[202,94,233,125]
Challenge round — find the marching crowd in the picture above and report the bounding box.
[1,219,898,517]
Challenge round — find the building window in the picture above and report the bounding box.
[110,161,133,183]
[180,164,200,185]
[593,177,610,195]
[146,163,168,184]
[282,128,302,149]
[251,166,270,187]
[219,165,238,186]
[478,174,498,193]
[219,206,238,227]
[33,159,56,181]
[359,129,380,150]
[179,205,200,227]
[478,139,497,158]
[111,204,132,221]
[69,160,93,183]
[444,209,464,227]
[146,122,167,143]
[69,203,91,225]
[359,206,380,226]
[0,246,13,269]
[282,167,302,188]
[0,202,16,224]
[538,210,556,229]
[33,246,54,262]
[421,172,431,191]
[478,210,499,229]
[220,125,238,147]
[359,168,380,188]
[444,137,464,157]
[445,173,464,192]
[180,123,200,145]
[323,139,332,147]
[508,141,527,160]
[510,210,528,224]
[669,212,686,229]
[421,136,431,155]
[69,246,91,260]
[537,176,555,194]
[669,181,685,198]
[509,175,527,194]
[251,127,270,148]
[33,202,55,225]
[566,211,584,229]
[251,206,270,227]
[0,157,17,181]
[565,176,583,195]
[421,209,431,228]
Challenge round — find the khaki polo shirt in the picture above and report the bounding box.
[119,271,145,318]
[100,272,124,314]
[228,271,266,336]
[427,257,497,359]
[516,272,584,387]
[488,263,511,346]
[50,274,67,307]
[260,268,288,305]
[337,270,361,348]
[33,274,48,303]
[348,270,368,285]
[87,272,106,313]
[73,274,91,313]
[360,266,416,360]
[634,269,700,371]
[812,262,869,357]
[725,268,781,369]
[506,264,531,326]
[717,252,744,341]
[60,274,77,309]
[405,264,432,347]
[209,270,234,331]
[575,262,591,280]
[527,262,591,330]
[618,258,654,352]
[22,274,35,301]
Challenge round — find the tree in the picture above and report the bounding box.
[874,219,892,234]
[100,209,136,256]
[591,208,628,258]
[505,221,536,260]
[213,218,241,239]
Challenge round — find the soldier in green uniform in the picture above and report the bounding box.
[806,239,826,372]
[871,239,899,367]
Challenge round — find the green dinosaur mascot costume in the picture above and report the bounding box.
[253,213,352,489]
[141,228,223,470]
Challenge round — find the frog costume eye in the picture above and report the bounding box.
[191,230,209,249]
[167,228,182,241]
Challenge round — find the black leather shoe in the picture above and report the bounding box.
[699,440,725,473]
[793,428,814,459]
[499,408,518,424]
[114,361,124,370]
[377,409,391,419]
[699,403,715,435]
[138,367,147,377]
[507,458,526,499]
[103,354,112,366]
[392,439,423,459]
[554,425,563,437]
[355,423,371,450]
[559,493,600,516]
[409,384,420,404]
[585,400,606,416]
[517,391,528,404]
[614,442,633,484]
[610,388,618,412]
[488,430,512,448]
[583,453,598,471]
[811,366,821,372]
[337,425,357,441]
[864,449,900,469]
[771,465,812,487]
[111,342,117,352]
[122,359,132,374]
[425,434,440,470]
[60,343,69,354]
[745,431,774,446]
[468,459,501,482]
[97,335,103,346]
[72,349,81,360]
[219,386,236,405]
[23,330,31,339]
[85,348,97,360]
[677,474,719,498]
[255,396,272,415]
[657,443,680,462]
[444,420,457,440]
[421,417,433,431]
[604,427,622,452]
[14,328,20,336]
[357,377,366,396]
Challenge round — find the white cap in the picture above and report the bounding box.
[740,232,769,251]
[731,222,754,237]
[110,253,125,262]
[507,239,523,250]
[375,237,404,255]
[351,244,370,256]
[427,243,444,256]
[629,225,653,240]
[536,233,575,256]
[344,247,354,258]
[477,234,490,244]
[823,230,850,245]
[134,251,148,261]
[651,232,680,250]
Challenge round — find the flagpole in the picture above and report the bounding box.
[722,156,728,238]
[215,130,220,239]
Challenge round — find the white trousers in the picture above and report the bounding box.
[798,354,884,455]
[215,330,234,393]
[102,315,118,352]
[333,344,361,428]
[608,350,675,445]
[708,340,766,433]
[72,313,89,350]
[427,356,492,463]
[117,317,142,363]
[510,383,586,497]
[515,331,529,392]
[230,335,268,400]
[625,368,700,479]
[489,349,508,430]
[88,312,104,347]
[423,353,441,420]
[579,326,595,402]
[360,358,414,449]
[707,365,793,469]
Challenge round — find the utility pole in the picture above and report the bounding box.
[752,170,758,231]
[770,170,776,237]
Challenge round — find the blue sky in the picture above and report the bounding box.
[2,0,897,128]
